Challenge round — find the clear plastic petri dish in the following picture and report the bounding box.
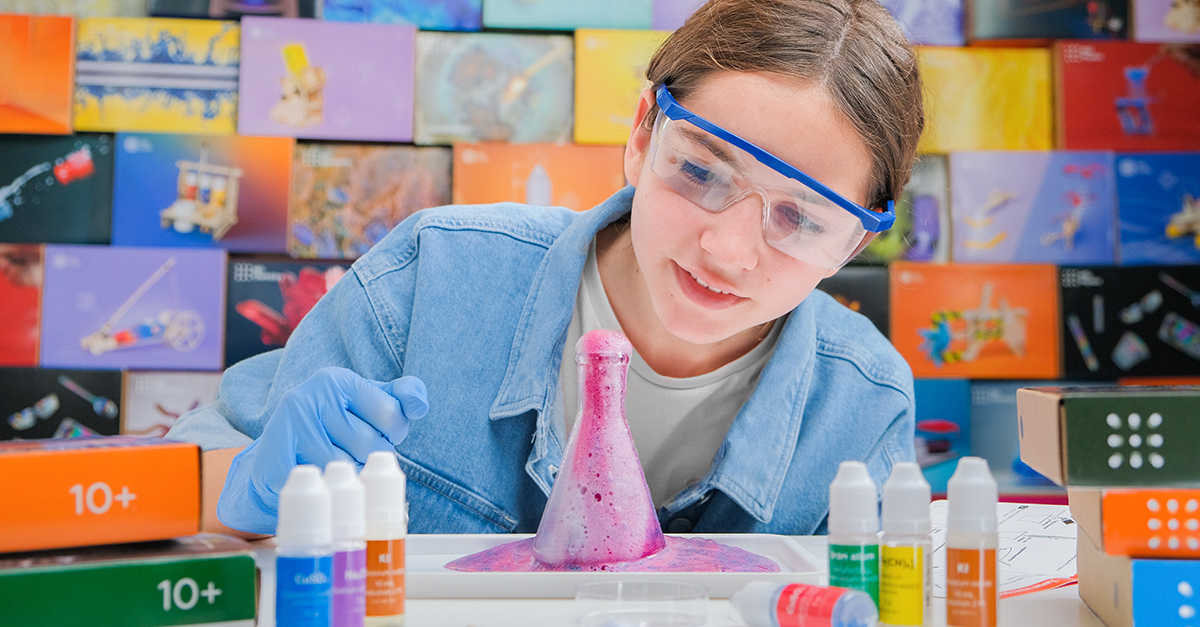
[575,580,709,627]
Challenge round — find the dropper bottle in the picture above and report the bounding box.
[325,460,367,627]
[275,465,334,627]
[946,456,999,627]
[879,462,932,627]
[827,460,880,607]
[360,451,407,627]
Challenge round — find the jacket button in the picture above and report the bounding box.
[666,518,693,533]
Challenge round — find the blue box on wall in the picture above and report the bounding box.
[1117,152,1200,266]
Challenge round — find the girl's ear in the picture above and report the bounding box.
[623,89,656,187]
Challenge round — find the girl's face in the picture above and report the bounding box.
[623,71,874,346]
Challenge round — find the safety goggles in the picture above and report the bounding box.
[649,85,894,269]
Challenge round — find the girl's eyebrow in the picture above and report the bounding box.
[677,124,741,169]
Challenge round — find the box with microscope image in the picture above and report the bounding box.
[1133,0,1200,42]
[1116,152,1200,266]
[121,370,222,437]
[0,14,75,135]
[574,29,670,145]
[0,367,122,441]
[452,143,626,212]
[483,0,651,29]
[858,154,951,264]
[950,151,1117,265]
[1059,265,1200,379]
[816,265,890,339]
[112,133,293,253]
[0,245,44,367]
[0,134,113,245]
[890,262,1062,379]
[40,245,227,371]
[414,32,574,145]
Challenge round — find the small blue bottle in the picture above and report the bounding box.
[276,465,334,627]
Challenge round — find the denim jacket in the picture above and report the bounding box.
[168,186,915,535]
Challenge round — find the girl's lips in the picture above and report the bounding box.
[673,262,744,309]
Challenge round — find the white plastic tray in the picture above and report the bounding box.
[406,533,823,599]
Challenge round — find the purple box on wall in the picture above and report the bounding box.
[1133,0,1200,42]
[950,151,1117,264]
[652,0,705,30]
[40,245,227,371]
[237,17,416,142]
[880,0,965,45]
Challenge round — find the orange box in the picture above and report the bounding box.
[452,142,626,212]
[0,436,200,553]
[1070,487,1200,559]
[0,15,75,134]
[889,262,1061,379]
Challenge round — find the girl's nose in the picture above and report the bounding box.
[698,192,765,271]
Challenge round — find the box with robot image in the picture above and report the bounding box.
[322,0,482,30]
[1116,152,1200,265]
[452,142,626,212]
[0,15,75,135]
[0,367,122,441]
[237,17,416,142]
[290,142,452,259]
[1133,0,1200,42]
[858,154,951,264]
[1059,265,1200,378]
[414,32,574,145]
[121,370,222,437]
[0,134,113,244]
[1056,41,1200,151]
[482,0,651,30]
[0,245,44,367]
[890,261,1062,379]
[950,151,1117,265]
[652,0,705,30]
[815,265,890,339]
[916,46,1054,153]
[967,0,1128,40]
[225,256,353,366]
[73,18,239,135]
[40,245,226,371]
[912,378,971,495]
[112,133,293,253]
[879,0,965,45]
[574,29,670,145]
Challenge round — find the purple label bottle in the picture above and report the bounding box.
[333,545,367,627]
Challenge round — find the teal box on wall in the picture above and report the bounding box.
[914,378,971,494]
[482,0,651,29]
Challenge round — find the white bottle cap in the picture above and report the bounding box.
[947,456,998,534]
[828,461,880,535]
[275,465,332,548]
[323,460,365,543]
[360,451,407,538]
[729,581,780,627]
[882,461,932,536]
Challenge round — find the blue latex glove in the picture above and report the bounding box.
[217,367,428,534]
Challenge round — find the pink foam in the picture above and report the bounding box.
[446,536,780,573]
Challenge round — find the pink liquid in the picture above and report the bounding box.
[446,536,779,572]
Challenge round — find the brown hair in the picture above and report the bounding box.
[643,0,925,210]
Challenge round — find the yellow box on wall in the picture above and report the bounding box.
[574,28,670,145]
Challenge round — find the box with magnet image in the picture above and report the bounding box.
[815,265,890,339]
[237,17,416,142]
[0,367,123,441]
[1056,41,1200,152]
[574,28,670,146]
[0,14,75,135]
[112,133,293,253]
[452,142,626,212]
[322,0,481,30]
[857,154,951,264]
[950,151,1117,265]
[121,370,222,437]
[40,245,227,371]
[0,134,113,245]
[225,257,353,366]
[1071,486,1200,558]
[880,0,965,45]
[0,245,44,367]
[1060,265,1200,378]
[967,0,1128,40]
[414,32,574,145]
[73,18,239,135]
[1116,152,1200,266]
[890,262,1062,379]
[1017,384,1200,487]
[913,378,972,495]
[482,0,652,30]
[1133,0,1200,42]
[289,142,452,259]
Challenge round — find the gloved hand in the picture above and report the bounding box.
[217,366,429,534]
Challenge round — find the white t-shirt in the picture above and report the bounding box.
[560,241,782,508]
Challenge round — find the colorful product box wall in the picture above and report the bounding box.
[0,14,75,135]
[452,142,626,211]
[0,134,114,245]
[573,29,669,145]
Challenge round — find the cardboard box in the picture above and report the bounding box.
[1116,152,1200,266]
[1072,486,1200,558]
[0,436,201,552]
[1017,385,1200,487]
[321,0,481,30]
[74,18,239,135]
[414,32,573,145]
[967,0,1128,40]
[112,133,293,253]
[574,29,670,145]
[121,370,222,437]
[0,368,122,441]
[1077,523,1200,627]
[482,0,651,29]
[859,154,951,264]
[1132,0,1200,43]
[949,151,1117,265]
[0,134,114,244]
[452,142,626,212]
[0,244,43,367]
[0,15,75,135]
[238,17,415,142]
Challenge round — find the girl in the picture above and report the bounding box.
[169,0,925,536]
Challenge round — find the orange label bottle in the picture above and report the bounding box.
[366,538,404,623]
[946,547,997,627]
